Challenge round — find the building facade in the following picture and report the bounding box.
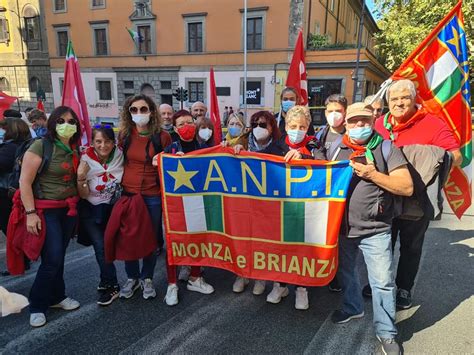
[0,0,53,113]
[43,0,389,127]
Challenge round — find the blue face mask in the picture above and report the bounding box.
[34,126,47,137]
[281,100,296,113]
[0,128,5,143]
[287,129,306,144]
[228,126,242,138]
[348,126,373,143]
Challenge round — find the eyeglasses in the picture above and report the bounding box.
[93,124,112,129]
[57,118,77,125]
[129,106,150,114]
[251,122,267,129]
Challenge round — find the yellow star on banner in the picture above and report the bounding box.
[167,161,198,191]
[447,26,461,57]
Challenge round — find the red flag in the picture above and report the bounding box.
[391,1,471,218]
[0,91,17,120]
[36,99,45,112]
[61,41,91,146]
[286,31,308,105]
[209,67,222,145]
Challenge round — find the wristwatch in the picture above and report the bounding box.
[25,209,37,215]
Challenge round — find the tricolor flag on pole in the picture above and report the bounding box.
[391,0,471,218]
[126,27,144,44]
[286,30,308,105]
[61,41,91,146]
[209,67,222,145]
[0,91,17,120]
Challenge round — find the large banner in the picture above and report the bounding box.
[158,146,353,286]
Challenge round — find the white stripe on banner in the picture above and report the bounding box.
[426,50,458,91]
[182,195,207,232]
[304,200,328,245]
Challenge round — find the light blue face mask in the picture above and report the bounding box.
[348,126,373,143]
[228,126,242,138]
[0,128,5,143]
[287,129,306,144]
[281,100,296,113]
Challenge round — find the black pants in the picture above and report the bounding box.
[391,215,430,292]
[0,194,12,234]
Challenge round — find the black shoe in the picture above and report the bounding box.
[362,284,372,298]
[328,278,342,292]
[1,270,10,276]
[377,336,401,355]
[331,310,365,324]
[97,286,120,306]
[396,289,412,309]
[97,281,108,292]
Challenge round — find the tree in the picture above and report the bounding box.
[374,0,473,75]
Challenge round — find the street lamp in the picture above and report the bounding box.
[0,5,25,60]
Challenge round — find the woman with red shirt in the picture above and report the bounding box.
[117,94,172,300]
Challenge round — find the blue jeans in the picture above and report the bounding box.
[80,202,117,286]
[29,208,77,314]
[124,196,163,280]
[339,231,397,338]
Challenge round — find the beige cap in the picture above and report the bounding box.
[345,102,373,121]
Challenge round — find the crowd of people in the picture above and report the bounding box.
[0,78,461,355]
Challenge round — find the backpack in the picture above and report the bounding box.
[7,138,54,199]
[316,125,344,161]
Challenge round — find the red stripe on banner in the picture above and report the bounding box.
[165,195,187,232]
[444,166,472,219]
[416,39,446,74]
[223,196,281,241]
[325,201,346,246]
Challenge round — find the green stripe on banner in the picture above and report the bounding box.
[283,201,305,242]
[204,195,224,232]
[433,67,462,103]
[460,141,472,169]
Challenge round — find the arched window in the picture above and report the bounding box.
[23,5,41,50]
[0,77,10,91]
[29,76,40,92]
[140,83,155,100]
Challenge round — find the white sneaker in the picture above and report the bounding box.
[141,278,157,300]
[232,277,249,293]
[295,287,309,310]
[178,266,191,282]
[50,297,80,311]
[30,313,46,327]
[165,284,179,306]
[187,277,215,294]
[266,282,289,304]
[252,280,266,295]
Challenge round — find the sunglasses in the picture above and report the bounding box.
[57,118,77,125]
[251,122,267,129]
[93,124,112,129]
[129,106,150,114]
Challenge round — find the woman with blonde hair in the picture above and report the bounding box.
[224,112,248,149]
[116,94,172,300]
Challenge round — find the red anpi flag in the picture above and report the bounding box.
[36,99,45,112]
[61,41,91,145]
[286,30,308,105]
[0,91,17,120]
[209,67,222,145]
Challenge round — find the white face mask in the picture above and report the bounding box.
[198,128,212,141]
[132,113,150,127]
[326,111,344,127]
[253,126,270,141]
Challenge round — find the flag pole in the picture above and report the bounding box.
[243,0,248,126]
[352,0,366,103]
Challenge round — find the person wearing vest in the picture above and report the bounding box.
[117,94,172,301]
[275,87,315,137]
[315,103,413,355]
[160,110,215,306]
[19,106,82,328]
[371,79,462,309]
[77,125,124,306]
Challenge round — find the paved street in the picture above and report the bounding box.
[0,211,472,354]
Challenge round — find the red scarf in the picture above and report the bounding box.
[285,135,313,156]
[342,134,366,159]
[385,106,427,137]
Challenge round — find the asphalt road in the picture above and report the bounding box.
[0,211,472,354]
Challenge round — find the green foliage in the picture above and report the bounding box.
[307,33,358,51]
[374,0,473,75]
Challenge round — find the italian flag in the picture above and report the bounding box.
[392,1,471,218]
[126,27,143,43]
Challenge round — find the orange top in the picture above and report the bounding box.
[121,131,172,196]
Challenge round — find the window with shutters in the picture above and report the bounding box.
[138,25,151,54]
[97,80,112,101]
[0,17,9,43]
[93,27,108,55]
